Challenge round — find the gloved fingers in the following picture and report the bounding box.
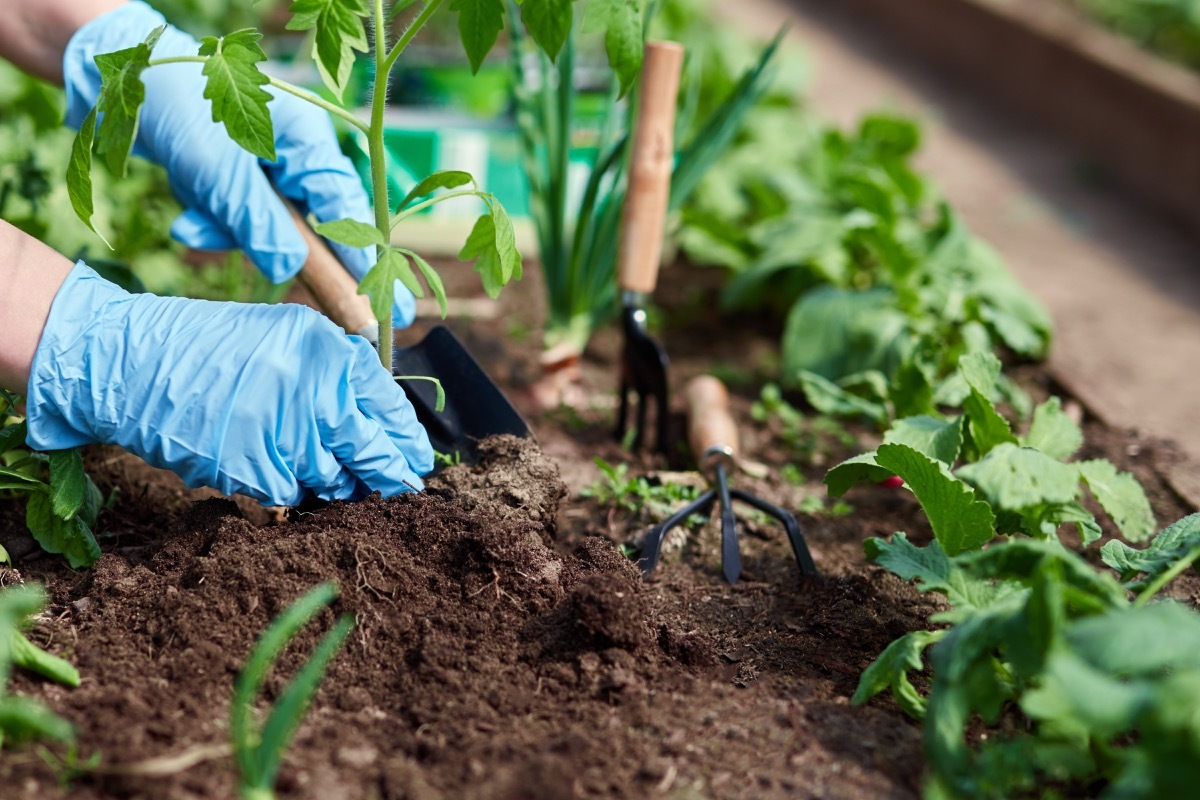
[319,390,427,497]
[347,340,436,477]
[166,148,309,283]
[170,208,238,252]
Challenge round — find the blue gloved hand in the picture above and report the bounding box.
[62,0,416,327]
[26,263,434,506]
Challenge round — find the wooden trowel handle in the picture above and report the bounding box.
[617,40,684,296]
[285,201,378,340]
[685,375,739,466]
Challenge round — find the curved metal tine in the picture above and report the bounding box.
[714,462,741,584]
[636,489,717,577]
[729,490,820,579]
[616,377,631,443]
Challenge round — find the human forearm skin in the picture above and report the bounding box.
[0,0,126,84]
[0,222,75,391]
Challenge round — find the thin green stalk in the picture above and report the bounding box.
[382,0,446,75]
[148,57,370,133]
[1134,548,1200,607]
[389,189,490,226]
[371,0,394,370]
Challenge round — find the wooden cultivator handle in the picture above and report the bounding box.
[284,200,378,342]
[617,40,684,296]
[685,375,739,467]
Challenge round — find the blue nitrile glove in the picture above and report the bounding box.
[26,263,434,506]
[62,0,416,327]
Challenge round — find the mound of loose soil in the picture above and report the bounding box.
[1,435,936,799]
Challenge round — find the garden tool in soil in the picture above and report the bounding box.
[635,376,820,584]
[615,41,684,455]
[288,204,530,465]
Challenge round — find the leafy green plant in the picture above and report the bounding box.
[582,457,703,526]
[231,582,353,800]
[824,352,1153,555]
[854,520,1200,798]
[750,382,856,467]
[0,584,79,749]
[0,391,105,568]
[510,3,783,383]
[67,0,577,373]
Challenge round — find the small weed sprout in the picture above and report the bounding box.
[582,458,705,528]
[752,383,856,468]
[231,582,353,800]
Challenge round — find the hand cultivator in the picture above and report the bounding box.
[636,376,820,584]
[615,41,683,455]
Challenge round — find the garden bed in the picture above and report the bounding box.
[0,260,1194,798]
[823,0,1200,234]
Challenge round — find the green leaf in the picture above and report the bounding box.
[198,30,275,161]
[450,0,506,73]
[864,532,1003,610]
[48,450,87,521]
[1101,513,1200,584]
[359,249,421,323]
[9,631,80,688]
[958,539,1126,611]
[287,0,369,100]
[67,106,104,241]
[781,286,908,386]
[0,423,28,456]
[956,443,1079,513]
[1022,397,1082,461]
[0,466,46,493]
[459,202,521,298]
[797,371,888,426]
[396,170,474,213]
[25,494,100,569]
[824,452,891,498]
[852,629,945,718]
[886,416,964,466]
[407,251,447,318]
[1078,460,1155,542]
[94,27,164,177]
[315,218,386,248]
[0,696,74,744]
[582,0,645,96]
[958,352,1017,456]
[520,0,574,61]
[875,443,995,556]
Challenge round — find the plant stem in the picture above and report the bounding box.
[371,0,394,371]
[1134,548,1200,607]
[148,57,370,134]
[383,0,447,75]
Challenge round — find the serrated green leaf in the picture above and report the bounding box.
[1101,513,1200,583]
[583,0,645,96]
[199,30,275,161]
[67,106,104,240]
[315,218,386,248]
[885,416,964,466]
[852,629,945,719]
[396,170,474,213]
[451,0,506,73]
[824,452,891,497]
[407,251,447,318]
[359,249,421,323]
[956,443,1079,512]
[25,494,101,569]
[865,532,1002,609]
[958,539,1126,610]
[1078,460,1155,542]
[1023,397,1082,461]
[0,467,46,493]
[520,0,574,61]
[889,358,936,419]
[459,203,521,298]
[287,0,369,100]
[94,27,164,178]
[47,450,87,521]
[876,443,995,556]
[958,352,1017,456]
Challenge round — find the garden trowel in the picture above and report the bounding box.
[287,206,530,465]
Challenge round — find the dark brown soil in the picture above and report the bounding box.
[0,260,1194,799]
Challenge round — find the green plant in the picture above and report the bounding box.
[231,582,353,800]
[0,584,79,749]
[67,0,591,373]
[510,3,783,382]
[825,352,1153,556]
[750,382,856,467]
[582,457,703,526]
[1076,0,1200,70]
[0,391,105,568]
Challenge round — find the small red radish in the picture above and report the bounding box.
[880,475,905,489]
